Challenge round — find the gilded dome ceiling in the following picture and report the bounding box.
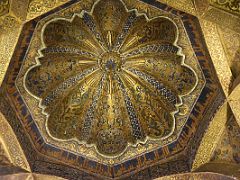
[2,0,238,179]
[7,0,212,175]
[24,0,198,156]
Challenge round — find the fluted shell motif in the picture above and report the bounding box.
[25,0,197,156]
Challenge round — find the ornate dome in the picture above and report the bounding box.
[25,0,197,156]
[3,0,238,179]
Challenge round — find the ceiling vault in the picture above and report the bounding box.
[0,0,239,179]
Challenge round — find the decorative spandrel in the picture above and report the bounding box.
[210,0,240,15]
[25,0,197,156]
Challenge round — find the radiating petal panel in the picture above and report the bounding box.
[47,70,103,139]
[119,70,175,139]
[120,17,177,53]
[92,0,129,49]
[43,17,104,55]
[88,75,134,155]
[25,54,98,99]
[123,53,197,95]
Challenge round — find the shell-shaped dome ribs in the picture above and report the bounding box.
[25,0,197,156]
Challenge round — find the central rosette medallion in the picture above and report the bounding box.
[24,0,197,156]
[99,52,122,73]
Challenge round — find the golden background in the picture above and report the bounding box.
[0,0,240,179]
